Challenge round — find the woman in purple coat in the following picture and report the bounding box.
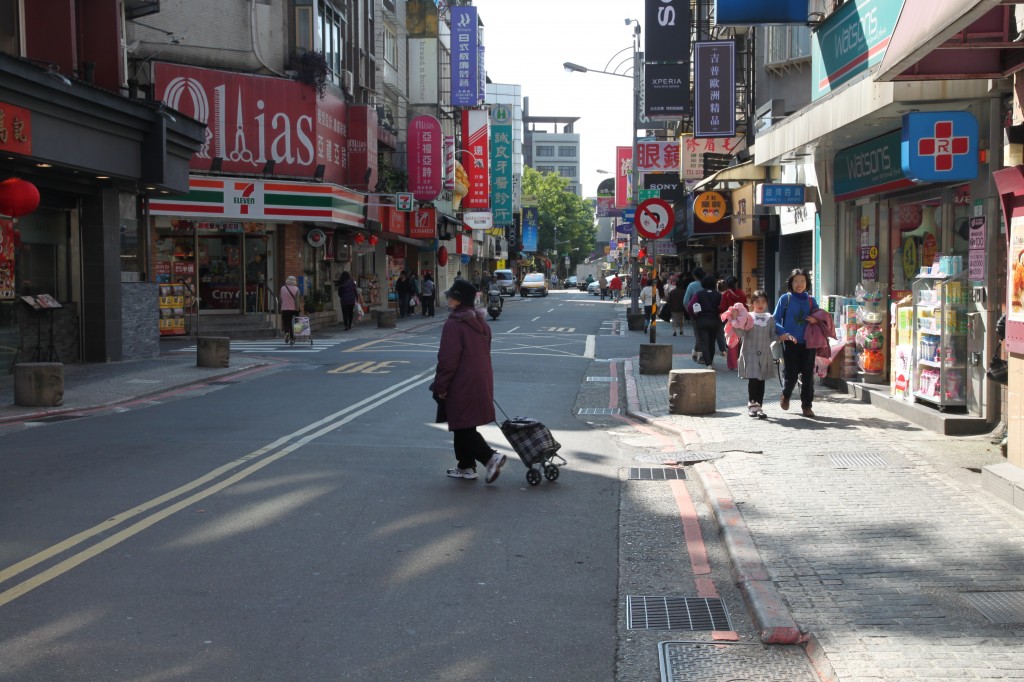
[431,278,507,483]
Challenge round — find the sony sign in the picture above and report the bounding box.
[645,0,690,63]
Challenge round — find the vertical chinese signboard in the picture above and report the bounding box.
[694,41,735,138]
[460,109,489,210]
[522,204,539,253]
[490,104,513,225]
[409,115,442,201]
[0,219,14,300]
[450,6,480,107]
[615,146,634,208]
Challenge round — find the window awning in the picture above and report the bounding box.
[691,161,773,193]
[877,0,1024,82]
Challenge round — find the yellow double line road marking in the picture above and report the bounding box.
[0,370,434,608]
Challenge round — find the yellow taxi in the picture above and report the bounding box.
[519,273,549,297]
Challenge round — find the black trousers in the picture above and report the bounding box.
[453,427,495,470]
[341,303,354,329]
[748,378,766,405]
[422,297,435,316]
[782,341,816,408]
[696,318,721,366]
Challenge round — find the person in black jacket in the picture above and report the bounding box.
[689,274,724,366]
[395,270,414,317]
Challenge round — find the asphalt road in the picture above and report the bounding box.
[0,289,672,681]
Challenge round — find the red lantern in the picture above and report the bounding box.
[437,245,449,267]
[368,234,379,245]
[0,178,40,218]
[354,233,366,243]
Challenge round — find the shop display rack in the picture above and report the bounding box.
[911,270,968,410]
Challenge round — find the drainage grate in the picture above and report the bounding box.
[629,467,686,480]
[828,452,890,468]
[27,414,85,423]
[577,407,621,415]
[626,596,732,631]
[585,376,618,382]
[659,641,818,682]
[961,591,1024,623]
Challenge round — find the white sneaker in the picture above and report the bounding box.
[485,452,507,484]
[447,467,478,480]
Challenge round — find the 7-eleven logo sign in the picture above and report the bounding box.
[229,181,261,217]
[901,111,978,183]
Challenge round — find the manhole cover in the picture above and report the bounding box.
[577,408,621,415]
[27,415,84,423]
[659,641,818,682]
[828,452,890,468]
[629,467,686,480]
[626,596,732,631]
[961,591,1024,623]
[635,452,721,464]
[585,376,618,382]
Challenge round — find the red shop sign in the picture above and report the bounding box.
[409,207,437,239]
[153,62,348,184]
[0,101,32,156]
[409,115,442,201]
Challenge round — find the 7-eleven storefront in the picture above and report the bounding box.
[148,176,366,329]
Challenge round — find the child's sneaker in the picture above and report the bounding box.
[447,467,478,480]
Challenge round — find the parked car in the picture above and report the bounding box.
[493,269,516,296]
[520,273,548,297]
[565,275,578,289]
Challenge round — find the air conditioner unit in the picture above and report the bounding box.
[343,70,354,92]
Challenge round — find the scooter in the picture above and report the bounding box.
[486,286,503,320]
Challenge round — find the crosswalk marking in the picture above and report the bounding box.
[174,338,345,354]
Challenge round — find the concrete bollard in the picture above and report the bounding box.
[377,309,397,329]
[197,336,230,368]
[639,343,673,375]
[14,362,64,407]
[668,368,716,415]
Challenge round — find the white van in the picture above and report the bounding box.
[493,269,516,296]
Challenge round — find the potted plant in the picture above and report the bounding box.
[291,50,329,99]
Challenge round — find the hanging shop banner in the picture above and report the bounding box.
[680,135,744,180]
[901,111,978,183]
[153,62,350,185]
[463,211,494,230]
[460,109,490,210]
[645,0,690,63]
[490,105,514,225]
[760,184,807,206]
[409,39,439,104]
[522,205,539,253]
[409,115,443,201]
[0,101,32,156]
[450,6,480,107]
[715,0,807,25]
[443,135,456,191]
[811,0,903,101]
[834,130,914,202]
[410,207,437,239]
[0,219,14,300]
[615,146,633,208]
[694,41,735,138]
[694,191,728,223]
[644,63,689,120]
[636,141,680,174]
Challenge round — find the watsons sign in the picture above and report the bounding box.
[833,130,914,202]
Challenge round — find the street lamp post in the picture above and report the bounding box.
[564,19,643,318]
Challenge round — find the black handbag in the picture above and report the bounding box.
[988,350,1008,385]
[658,305,672,322]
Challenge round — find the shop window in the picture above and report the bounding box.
[890,197,942,298]
[0,0,19,56]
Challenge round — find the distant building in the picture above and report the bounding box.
[523,97,580,195]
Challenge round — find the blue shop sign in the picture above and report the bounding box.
[833,130,914,202]
[901,111,978,183]
[715,0,807,25]
[811,0,904,101]
[761,184,806,206]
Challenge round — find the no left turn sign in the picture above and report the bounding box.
[635,197,675,240]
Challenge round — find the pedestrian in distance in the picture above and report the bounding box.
[598,272,608,300]
[774,268,821,418]
[431,278,507,483]
[719,275,748,370]
[667,277,687,336]
[682,267,706,361]
[395,270,414,318]
[688,274,723,367]
[609,273,623,302]
[279,275,303,343]
[335,271,364,331]
[420,272,436,317]
[732,290,777,418]
[640,279,655,333]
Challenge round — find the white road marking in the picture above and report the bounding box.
[547,308,555,313]
[503,326,520,333]
[584,335,596,359]
[531,316,541,322]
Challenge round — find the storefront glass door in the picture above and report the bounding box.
[198,235,242,312]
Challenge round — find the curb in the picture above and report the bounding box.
[620,358,808,647]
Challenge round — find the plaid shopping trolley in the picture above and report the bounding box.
[495,401,566,486]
